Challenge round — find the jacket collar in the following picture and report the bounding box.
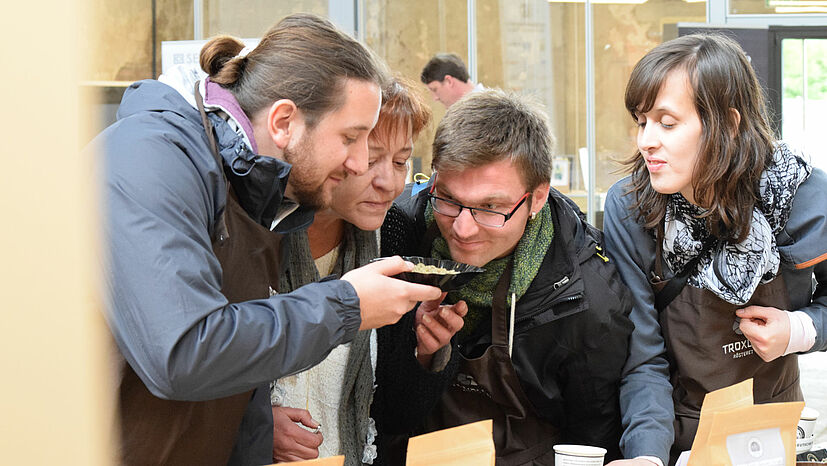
[518,190,587,310]
[202,79,258,153]
[202,79,313,233]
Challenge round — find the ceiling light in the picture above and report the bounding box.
[548,0,648,4]
[774,5,827,11]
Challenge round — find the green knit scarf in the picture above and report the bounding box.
[426,202,554,340]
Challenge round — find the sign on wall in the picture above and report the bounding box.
[161,38,260,75]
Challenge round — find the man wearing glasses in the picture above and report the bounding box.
[372,89,635,464]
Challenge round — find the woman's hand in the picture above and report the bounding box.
[737,305,791,362]
[271,406,323,463]
[414,292,467,368]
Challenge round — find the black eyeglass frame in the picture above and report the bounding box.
[427,190,531,228]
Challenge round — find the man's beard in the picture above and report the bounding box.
[283,132,328,209]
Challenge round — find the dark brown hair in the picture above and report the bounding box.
[622,33,774,242]
[420,53,470,84]
[199,13,387,128]
[432,89,553,191]
[371,75,432,147]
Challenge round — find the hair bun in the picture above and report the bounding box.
[200,35,246,80]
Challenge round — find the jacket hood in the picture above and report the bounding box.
[118,78,202,122]
[117,78,313,234]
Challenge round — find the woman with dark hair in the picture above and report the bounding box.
[604,33,827,466]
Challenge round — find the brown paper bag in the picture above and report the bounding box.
[686,378,804,466]
[406,419,496,466]
[705,402,804,465]
[270,455,345,465]
[688,379,755,465]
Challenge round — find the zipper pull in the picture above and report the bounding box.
[553,276,570,290]
[595,245,609,262]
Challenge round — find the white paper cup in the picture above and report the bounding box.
[797,407,820,454]
[553,444,607,465]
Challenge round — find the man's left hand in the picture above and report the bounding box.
[414,292,467,367]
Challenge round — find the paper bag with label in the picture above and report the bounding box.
[271,455,344,465]
[707,402,804,465]
[687,379,804,466]
[688,379,756,465]
[406,419,495,466]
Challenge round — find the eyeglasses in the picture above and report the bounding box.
[428,190,531,228]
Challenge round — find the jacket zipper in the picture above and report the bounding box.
[515,291,584,324]
[514,238,602,325]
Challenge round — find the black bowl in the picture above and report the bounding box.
[395,256,485,292]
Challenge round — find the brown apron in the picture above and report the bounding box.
[654,256,803,465]
[421,252,562,465]
[117,84,283,465]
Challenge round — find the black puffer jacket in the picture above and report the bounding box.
[372,187,634,461]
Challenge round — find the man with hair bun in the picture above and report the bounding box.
[93,13,441,465]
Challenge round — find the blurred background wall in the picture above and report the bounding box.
[0,0,115,464]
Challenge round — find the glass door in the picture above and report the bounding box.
[770,26,827,170]
[781,36,827,170]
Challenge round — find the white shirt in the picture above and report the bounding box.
[271,245,378,459]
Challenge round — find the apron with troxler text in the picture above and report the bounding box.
[419,225,562,465]
[116,83,283,465]
[653,252,803,465]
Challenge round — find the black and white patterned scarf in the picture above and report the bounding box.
[663,142,812,305]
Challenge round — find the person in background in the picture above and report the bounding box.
[268,77,466,466]
[373,89,634,464]
[603,33,827,466]
[420,53,484,108]
[96,14,441,465]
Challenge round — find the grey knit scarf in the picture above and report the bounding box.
[277,224,378,465]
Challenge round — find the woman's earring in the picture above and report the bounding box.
[530,212,537,220]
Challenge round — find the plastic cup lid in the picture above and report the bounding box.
[553,444,607,457]
[802,406,820,421]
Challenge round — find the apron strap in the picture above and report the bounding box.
[491,258,514,348]
[194,81,224,169]
[417,222,441,257]
[194,80,230,242]
[654,222,717,312]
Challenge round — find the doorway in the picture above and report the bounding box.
[770,26,827,170]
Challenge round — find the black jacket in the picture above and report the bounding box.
[372,187,634,461]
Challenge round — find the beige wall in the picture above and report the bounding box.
[593,1,705,191]
[0,1,114,464]
[204,0,327,37]
[85,0,193,81]
[364,0,469,172]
